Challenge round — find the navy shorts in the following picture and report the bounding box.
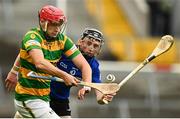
[50,97,71,116]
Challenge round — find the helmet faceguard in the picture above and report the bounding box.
[78,28,104,58]
[38,5,67,39]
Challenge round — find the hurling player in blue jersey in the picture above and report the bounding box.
[50,28,116,118]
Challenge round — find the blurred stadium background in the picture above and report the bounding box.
[0,0,180,118]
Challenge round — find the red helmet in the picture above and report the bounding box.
[39,5,66,22]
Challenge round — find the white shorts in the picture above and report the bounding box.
[14,99,60,118]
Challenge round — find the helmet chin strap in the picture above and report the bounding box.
[40,21,57,40]
[44,21,48,32]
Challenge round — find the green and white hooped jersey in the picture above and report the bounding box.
[15,28,80,102]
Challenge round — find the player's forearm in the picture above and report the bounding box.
[81,64,92,83]
[29,49,69,79]
[35,59,69,79]
[73,54,92,83]
[13,54,20,66]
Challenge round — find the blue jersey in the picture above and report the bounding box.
[50,55,101,100]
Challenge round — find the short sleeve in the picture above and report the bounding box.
[63,37,80,59]
[22,31,42,51]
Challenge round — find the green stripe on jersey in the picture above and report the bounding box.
[63,37,74,52]
[15,93,49,102]
[27,45,41,51]
[20,58,38,72]
[18,76,50,89]
[68,50,81,59]
[42,48,62,60]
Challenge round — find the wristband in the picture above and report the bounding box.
[10,65,20,75]
[10,68,18,75]
[83,86,91,92]
[12,65,20,71]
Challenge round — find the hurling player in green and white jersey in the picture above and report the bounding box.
[5,5,92,118]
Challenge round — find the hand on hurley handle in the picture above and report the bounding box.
[62,73,80,86]
[77,86,91,100]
